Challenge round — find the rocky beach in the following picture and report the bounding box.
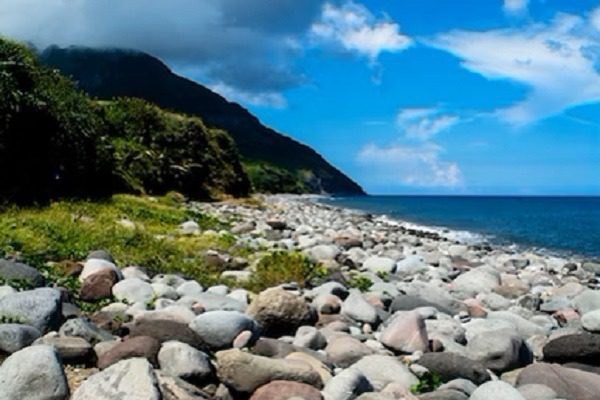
[1,195,599,400]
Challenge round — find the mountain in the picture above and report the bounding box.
[40,46,366,195]
[0,38,249,203]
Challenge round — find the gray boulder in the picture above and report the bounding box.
[322,368,373,400]
[470,381,525,400]
[517,362,600,400]
[112,278,154,304]
[0,323,41,353]
[0,345,69,400]
[188,310,257,349]
[467,332,529,373]
[158,341,213,384]
[215,348,322,393]
[71,357,161,400]
[58,318,114,344]
[0,288,62,332]
[350,355,418,391]
[0,259,44,287]
[341,290,378,324]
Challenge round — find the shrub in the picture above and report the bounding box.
[245,251,326,292]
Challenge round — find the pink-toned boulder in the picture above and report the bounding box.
[249,380,323,400]
[380,311,429,354]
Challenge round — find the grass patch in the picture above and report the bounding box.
[0,194,246,286]
[244,251,327,292]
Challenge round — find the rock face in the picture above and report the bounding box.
[0,345,69,400]
[0,259,45,287]
[417,352,491,385]
[215,348,323,393]
[72,358,161,400]
[517,363,600,400]
[188,310,257,349]
[542,332,600,365]
[0,288,62,332]
[249,380,323,400]
[380,311,428,354]
[246,288,316,337]
[0,323,41,353]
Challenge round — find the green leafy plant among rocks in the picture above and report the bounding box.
[245,251,327,292]
[410,371,443,394]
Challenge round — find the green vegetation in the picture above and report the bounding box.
[0,194,246,286]
[348,274,373,292]
[0,38,250,204]
[41,46,366,195]
[244,162,318,194]
[245,251,327,292]
[410,372,443,394]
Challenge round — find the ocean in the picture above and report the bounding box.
[319,196,600,259]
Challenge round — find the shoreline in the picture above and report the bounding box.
[310,195,595,262]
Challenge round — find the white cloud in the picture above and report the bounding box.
[0,0,324,107]
[396,108,459,140]
[592,7,600,30]
[356,142,462,187]
[503,0,529,16]
[208,82,287,108]
[311,1,412,63]
[430,12,600,124]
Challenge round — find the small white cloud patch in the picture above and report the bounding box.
[357,142,462,187]
[396,108,459,140]
[311,1,412,63]
[503,0,529,16]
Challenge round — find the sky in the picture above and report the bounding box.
[1,0,599,195]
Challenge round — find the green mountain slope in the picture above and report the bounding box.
[0,38,249,203]
[41,46,366,195]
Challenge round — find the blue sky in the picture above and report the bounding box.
[1,0,599,194]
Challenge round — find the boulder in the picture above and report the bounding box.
[322,368,373,400]
[188,310,258,349]
[127,307,202,347]
[158,341,213,384]
[58,317,114,344]
[86,249,116,263]
[362,256,396,274]
[215,348,322,393]
[417,352,490,385]
[581,309,600,332]
[36,335,92,363]
[0,345,69,400]
[0,323,41,353]
[179,292,245,312]
[325,334,374,368]
[350,355,418,391]
[572,290,600,315]
[250,380,323,400]
[97,335,160,369]
[517,384,557,400]
[517,362,600,400]
[380,310,428,354]
[293,326,327,350]
[0,259,44,287]
[72,358,161,400]
[0,288,62,332]
[451,267,500,296]
[112,278,154,304]
[155,371,211,400]
[79,269,119,301]
[341,290,379,324]
[246,288,316,337]
[467,332,528,373]
[470,381,525,400]
[542,332,600,365]
[79,258,121,282]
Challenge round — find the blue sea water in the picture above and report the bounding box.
[320,196,600,258]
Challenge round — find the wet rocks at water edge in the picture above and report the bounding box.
[0,195,597,399]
